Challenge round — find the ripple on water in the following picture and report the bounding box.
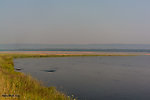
[41,69,56,73]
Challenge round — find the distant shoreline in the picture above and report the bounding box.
[0,51,147,56]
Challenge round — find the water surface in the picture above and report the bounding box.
[2,44,150,52]
[14,56,150,100]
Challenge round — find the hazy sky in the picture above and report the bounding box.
[1,0,150,44]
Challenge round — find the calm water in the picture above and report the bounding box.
[14,56,150,100]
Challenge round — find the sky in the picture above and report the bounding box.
[0,0,150,44]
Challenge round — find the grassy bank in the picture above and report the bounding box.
[0,54,76,100]
[0,53,139,100]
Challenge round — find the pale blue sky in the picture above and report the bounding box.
[0,0,150,44]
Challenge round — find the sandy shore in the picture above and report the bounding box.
[0,51,147,55]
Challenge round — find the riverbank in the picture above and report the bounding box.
[0,52,145,100]
[0,54,77,100]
